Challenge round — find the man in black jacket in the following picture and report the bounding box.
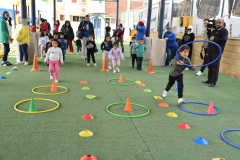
[202,18,228,87]
[78,15,95,61]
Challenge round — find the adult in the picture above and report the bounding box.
[181,25,195,70]
[105,23,111,36]
[16,19,30,65]
[116,23,124,53]
[40,18,48,33]
[196,19,210,76]
[78,15,94,61]
[45,19,51,33]
[54,20,60,32]
[0,11,13,66]
[136,21,145,43]
[163,26,178,66]
[129,25,137,57]
[62,20,75,54]
[202,18,228,87]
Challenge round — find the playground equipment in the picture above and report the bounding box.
[31,54,40,71]
[146,58,155,74]
[101,55,109,72]
[80,81,88,84]
[32,83,68,95]
[80,154,98,160]
[82,114,94,120]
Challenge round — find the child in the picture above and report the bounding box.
[38,30,49,59]
[86,34,97,66]
[101,35,113,69]
[134,38,147,71]
[58,32,67,63]
[74,37,82,54]
[45,35,54,67]
[53,32,59,39]
[44,39,63,83]
[109,42,124,73]
[130,37,138,68]
[162,45,197,104]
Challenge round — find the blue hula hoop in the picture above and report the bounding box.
[178,102,220,115]
[176,40,222,67]
[221,129,240,149]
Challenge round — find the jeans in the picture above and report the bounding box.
[117,37,124,52]
[82,37,89,59]
[165,74,184,98]
[166,46,178,66]
[200,48,208,73]
[137,57,143,69]
[207,53,221,85]
[132,54,137,66]
[2,43,10,61]
[19,44,28,61]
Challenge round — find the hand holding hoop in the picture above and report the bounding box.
[175,40,222,67]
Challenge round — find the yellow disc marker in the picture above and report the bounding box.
[79,130,93,137]
[135,81,141,84]
[14,98,59,113]
[166,112,178,117]
[154,96,163,100]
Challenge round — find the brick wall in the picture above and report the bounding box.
[105,1,143,18]
[130,1,143,10]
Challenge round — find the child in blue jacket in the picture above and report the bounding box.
[58,32,67,62]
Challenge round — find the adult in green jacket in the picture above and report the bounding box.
[62,20,75,54]
[0,11,13,66]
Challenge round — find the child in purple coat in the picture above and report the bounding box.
[109,42,124,73]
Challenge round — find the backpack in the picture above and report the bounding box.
[77,21,85,39]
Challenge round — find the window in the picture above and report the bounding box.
[106,18,110,24]
[111,18,115,23]
[73,16,79,22]
[172,3,179,17]
[232,0,240,17]
[197,0,221,19]
[178,0,192,17]
[80,16,85,22]
[60,15,65,21]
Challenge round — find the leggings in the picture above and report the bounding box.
[49,60,60,80]
[40,45,45,57]
[112,59,120,70]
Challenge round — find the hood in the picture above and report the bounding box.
[187,25,193,34]
[139,21,144,26]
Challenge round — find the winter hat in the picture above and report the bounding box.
[139,21,144,26]
[187,25,193,34]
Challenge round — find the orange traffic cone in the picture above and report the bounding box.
[138,83,146,86]
[146,58,155,74]
[206,101,215,114]
[118,74,124,83]
[159,102,169,107]
[50,81,57,92]
[101,55,109,72]
[123,97,133,111]
[31,54,40,72]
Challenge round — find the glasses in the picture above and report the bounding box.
[6,14,10,16]
[187,29,192,30]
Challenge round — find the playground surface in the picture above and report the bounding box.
[0,44,240,160]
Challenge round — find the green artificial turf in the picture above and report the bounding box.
[0,43,240,160]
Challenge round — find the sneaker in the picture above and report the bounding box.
[117,68,120,72]
[7,61,12,65]
[15,61,24,64]
[185,68,189,70]
[1,62,10,66]
[162,90,168,98]
[77,52,79,55]
[196,71,203,76]
[46,64,49,67]
[178,98,185,104]
[94,63,97,66]
[113,70,116,73]
[108,66,112,69]
[84,58,87,62]
[40,57,43,59]
[55,80,58,83]
[50,76,53,79]
[24,62,28,65]
[86,63,90,66]
[128,56,132,58]
[70,52,73,54]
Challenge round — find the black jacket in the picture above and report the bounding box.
[74,39,82,47]
[78,21,95,39]
[207,27,228,54]
[182,33,195,46]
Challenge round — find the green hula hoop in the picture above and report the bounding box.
[107,78,135,85]
[106,102,149,118]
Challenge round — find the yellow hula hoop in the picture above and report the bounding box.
[32,85,68,95]
[14,98,59,113]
